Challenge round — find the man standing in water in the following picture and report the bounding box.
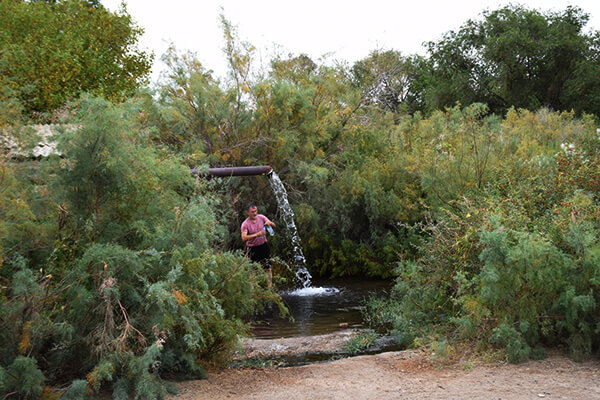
[241,204,276,287]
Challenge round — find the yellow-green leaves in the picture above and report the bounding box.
[0,0,152,115]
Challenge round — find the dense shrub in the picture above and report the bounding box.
[384,108,600,362]
[0,97,283,398]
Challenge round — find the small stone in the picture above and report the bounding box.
[537,394,545,398]
[339,322,349,328]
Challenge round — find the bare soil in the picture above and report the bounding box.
[171,334,600,400]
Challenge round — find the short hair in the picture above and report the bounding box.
[246,203,257,211]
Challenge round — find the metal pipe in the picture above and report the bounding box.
[191,165,273,177]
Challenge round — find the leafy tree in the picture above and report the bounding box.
[351,50,429,115]
[425,5,598,115]
[153,47,237,162]
[270,54,318,84]
[561,31,600,115]
[0,0,152,115]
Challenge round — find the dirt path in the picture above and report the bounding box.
[173,350,600,400]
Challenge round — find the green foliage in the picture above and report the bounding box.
[425,5,600,115]
[148,41,600,361]
[53,95,191,248]
[60,380,91,400]
[0,356,45,399]
[351,50,429,115]
[3,6,600,389]
[362,294,402,329]
[0,0,152,115]
[0,96,284,397]
[0,79,24,128]
[489,324,531,364]
[368,109,600,363]
[153,47,231,158]
[344,330,378,356]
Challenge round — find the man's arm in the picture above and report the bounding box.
[241,228,265,242]
[262,215,276,228]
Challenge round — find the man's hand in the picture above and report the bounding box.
[242,229,266,242]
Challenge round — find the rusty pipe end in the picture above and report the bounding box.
[192,165,273,177]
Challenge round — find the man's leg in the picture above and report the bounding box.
[262,243,272,288]
[265,267,272,288]
[249,244,272,288]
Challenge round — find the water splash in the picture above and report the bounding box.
[285,287,340,296]
[268,171,312,288]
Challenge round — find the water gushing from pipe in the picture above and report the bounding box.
[268,171,312,288]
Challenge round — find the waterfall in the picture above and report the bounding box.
[268,172,312,288]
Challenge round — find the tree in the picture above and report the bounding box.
[154,46,228,157]
[425,5,598,115]
[270,54,318,85]
[0,0,152,115]
[351,50,429,115]
[561,31,600,115]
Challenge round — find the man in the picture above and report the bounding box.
[241,204,276,287]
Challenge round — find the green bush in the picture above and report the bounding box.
[0,357,45,400]
[0,96,283,397]
[361,108,600,362]
[344,330,378,356]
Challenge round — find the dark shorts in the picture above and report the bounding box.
[247,242,271,269]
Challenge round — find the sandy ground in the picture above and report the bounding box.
[173,349,600,400]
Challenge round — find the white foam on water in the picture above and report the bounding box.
[285,286,340,296]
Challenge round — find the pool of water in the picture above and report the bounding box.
[252,278,393,339]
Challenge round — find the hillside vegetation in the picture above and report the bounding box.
[1,2,600,398]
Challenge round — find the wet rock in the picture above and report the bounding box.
[236,330,358,360]
[368,335,401,352]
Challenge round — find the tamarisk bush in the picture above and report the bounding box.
[385,108,600,362]
[0,96,283,398]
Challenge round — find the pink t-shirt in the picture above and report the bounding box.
[241,214,271,247]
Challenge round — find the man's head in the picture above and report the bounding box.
[246,204,258,220]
